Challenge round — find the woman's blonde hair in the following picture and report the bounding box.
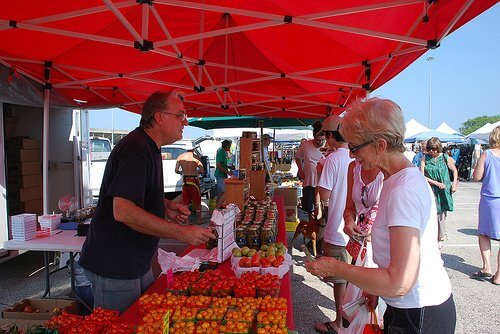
[490,125,500,148]
[340,97,405,153]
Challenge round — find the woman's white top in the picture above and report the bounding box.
[372,167,452,308]
[352,162,384,215]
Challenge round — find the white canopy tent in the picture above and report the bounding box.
[404,119,430,139]
[435,122,462,135]
[467,121,500,141]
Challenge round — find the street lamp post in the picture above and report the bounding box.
[426,56,435,129]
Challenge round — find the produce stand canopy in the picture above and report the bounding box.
[0,1,496,117]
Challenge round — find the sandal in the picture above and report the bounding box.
[471,271,492,280]
[491,277,500,286]
[314,322,338,334]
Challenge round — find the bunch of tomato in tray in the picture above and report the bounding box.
[102,322,134,334]
[259,296,287,313]
[84,307,120,323]
[138,292,187,314]
[255,274,280,298]
[135,293,288,334]
[45,312,83,331]
[233,272,281,298]
[169,270,202,295]
[46,308,129,334]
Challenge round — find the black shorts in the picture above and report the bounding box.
[302,186,316,213]
[384,295,456,334]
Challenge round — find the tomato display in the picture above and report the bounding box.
[195,321,221,334]
[103,322,134,334]
[45,312,83,330]
[219,320,251,334]
[195,307,227,321]
[85,307,120,323]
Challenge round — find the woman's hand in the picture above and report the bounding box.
[436,181,446,190]
[451,182,458,193]
[305,256,337,278]
[165,200,191,223]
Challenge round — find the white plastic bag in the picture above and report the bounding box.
[341,241,377,323]
[157,249,200,273]
[338,306,371,334]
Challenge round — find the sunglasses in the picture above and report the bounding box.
[427,147,438,152]
[361,185,368,208]
[348,140,374,154]
[161,111,188,121]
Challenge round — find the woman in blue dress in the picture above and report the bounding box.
[472,126,500,285]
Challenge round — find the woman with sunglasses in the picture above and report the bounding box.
[420,137,458,243]
[306,97,456,333]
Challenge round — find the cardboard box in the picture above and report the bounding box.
[275,187,298,206]
[4,117,17,140]
[7,149,40,162]
[0,319,46,332]
[8,174,42,188]
[2,299,79,320]
[283,205,298,222]
[8,187,42,202]
[8,138,39,150]
[8,161,40,176]
[9,199,43,215]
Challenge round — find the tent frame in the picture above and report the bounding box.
[0,0,478,117]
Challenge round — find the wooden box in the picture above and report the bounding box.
[224,178,250,211]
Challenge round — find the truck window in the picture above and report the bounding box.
[91,139,112,153]
[161,147,186,160]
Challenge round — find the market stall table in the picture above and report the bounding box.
[3,230,88,308]
[120,195,295,330]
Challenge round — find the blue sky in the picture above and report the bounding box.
[90,4,499,139]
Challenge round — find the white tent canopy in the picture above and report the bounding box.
[435,122,461,135]
[467,121,500,140]
[405,119,430,139]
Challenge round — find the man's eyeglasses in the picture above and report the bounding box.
[161,111,187,122]
[348,140,373,154]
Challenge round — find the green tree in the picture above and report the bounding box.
[459,115,500,135]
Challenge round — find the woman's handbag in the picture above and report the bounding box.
[362,310,382,334]
[443,154,455,182]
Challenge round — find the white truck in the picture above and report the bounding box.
[89,135,215,199]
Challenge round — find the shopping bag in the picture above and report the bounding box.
[341,241,377,323]
[363,310,382,333]
[338,304,371,334]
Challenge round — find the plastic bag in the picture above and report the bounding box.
[341,241,377,323]
[338,305,371,334]
[157,249,200,273]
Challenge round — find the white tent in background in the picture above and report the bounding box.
[405,119,430,139]
[467,121,500,141]
[436,122,462,135]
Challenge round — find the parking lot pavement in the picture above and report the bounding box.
[288,181,499,334]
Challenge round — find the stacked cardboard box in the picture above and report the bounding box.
[7,138,42,215]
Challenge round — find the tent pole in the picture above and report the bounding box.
[43,88,50,214]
